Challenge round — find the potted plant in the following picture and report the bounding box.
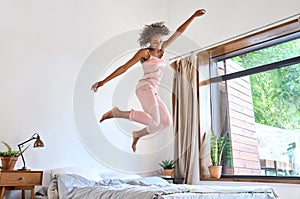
[208,131,228,178]
[0,141,29,170]
[159,159,175,176]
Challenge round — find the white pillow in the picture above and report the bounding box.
[99,171,141,180]
[51,167,103,182]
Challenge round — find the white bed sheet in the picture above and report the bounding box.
[41,173,278,199]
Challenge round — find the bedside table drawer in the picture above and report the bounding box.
[0,171,43,186]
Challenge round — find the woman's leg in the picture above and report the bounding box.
[130,89,172,132]
[100,85,167,130]
[131,128,148,152]
[130,84,170,152]
[130,94,172,152]
[100,85,172,152]
[129,85,159,152]
[156,95,172,129]
[129,85,160,133]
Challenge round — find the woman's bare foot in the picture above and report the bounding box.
[100,107,130,122]
[131,128,149,152]
[100,107,118,122]
[131,131,140,152]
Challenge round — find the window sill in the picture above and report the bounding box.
[201,175,300,184]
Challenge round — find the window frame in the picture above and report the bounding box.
[199,18,300,184]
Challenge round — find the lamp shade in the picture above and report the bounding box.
[33,135,44,148]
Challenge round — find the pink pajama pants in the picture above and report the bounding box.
[129,84,172,133]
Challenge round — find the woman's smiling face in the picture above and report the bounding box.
[150,34,163,49]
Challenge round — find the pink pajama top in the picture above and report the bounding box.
[137,54,166,89]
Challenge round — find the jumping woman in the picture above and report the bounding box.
[91,9,206,152]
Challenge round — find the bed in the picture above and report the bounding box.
[37,167,278,199]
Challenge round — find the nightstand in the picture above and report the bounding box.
[0,170,43,199]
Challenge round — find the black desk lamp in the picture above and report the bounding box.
[17,133,44,171]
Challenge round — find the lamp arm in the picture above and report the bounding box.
[17,133,38,170]
[18,133,39,147]
[18,144,27,169]
[18,137,36,147]
[17,133,43,170]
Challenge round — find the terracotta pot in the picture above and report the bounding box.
[164,169,174,176]
[1,156,18,170]
[208,165,222,178]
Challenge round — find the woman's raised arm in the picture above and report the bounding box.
[91,49,149,92]
[162,9,206,50]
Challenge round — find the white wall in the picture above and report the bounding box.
[0,1,172,198]
[167,0,300,48]
[0,0,300,198]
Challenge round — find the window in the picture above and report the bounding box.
[199,18,300,183]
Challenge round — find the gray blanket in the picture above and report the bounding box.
[53,174,278,199]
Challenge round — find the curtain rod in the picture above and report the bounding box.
[169,13,300,62]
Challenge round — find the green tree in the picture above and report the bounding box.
[231,39,300,130]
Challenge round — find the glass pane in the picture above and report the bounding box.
[215,38,300,77]
[221,62,300,177]
[210,80,233,172]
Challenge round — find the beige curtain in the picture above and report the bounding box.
[171,54,199,184]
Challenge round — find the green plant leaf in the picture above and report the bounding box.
[159,159,175,169]
[210,131,229,166]
[0,141,29,157]
[1,141,12,155]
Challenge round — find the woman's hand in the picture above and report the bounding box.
[194,9,206,17]
[91,81,104,92]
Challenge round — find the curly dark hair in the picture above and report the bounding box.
[138,22,170,47]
